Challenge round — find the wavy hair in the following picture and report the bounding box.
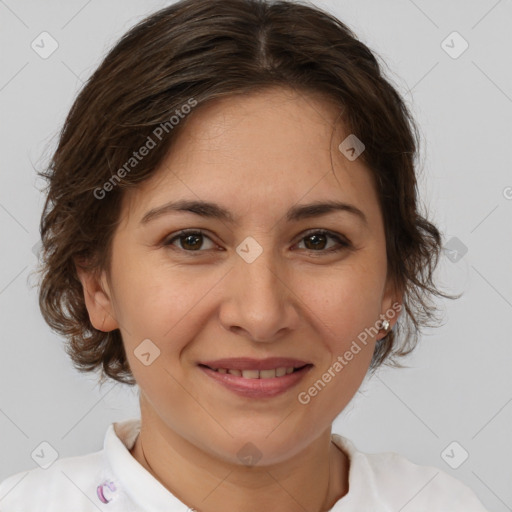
[32,0,457,385]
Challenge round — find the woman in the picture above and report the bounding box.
[0,0,488,510]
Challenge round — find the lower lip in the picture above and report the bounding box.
[198,364,313,398]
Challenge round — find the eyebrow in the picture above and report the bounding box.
[140,199,368,226]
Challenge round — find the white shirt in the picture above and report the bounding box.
[0,418,488,511]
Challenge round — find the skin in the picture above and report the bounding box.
[77,86,402,512]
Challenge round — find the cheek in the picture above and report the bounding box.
[110,250,215,339]
[296,270,380,414]
[297,259,385,337]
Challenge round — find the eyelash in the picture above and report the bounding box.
[163,229,351,256]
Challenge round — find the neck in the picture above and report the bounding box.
[130,412,349,512]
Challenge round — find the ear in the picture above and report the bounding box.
[378,274,404,339]
[74,258,119,332]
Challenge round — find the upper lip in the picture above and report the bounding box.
[198,357,312,371]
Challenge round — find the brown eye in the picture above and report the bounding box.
[164,230,215,251]
[296,230,350,253]
[303,232,328,250]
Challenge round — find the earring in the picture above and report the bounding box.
[380,319,390,331]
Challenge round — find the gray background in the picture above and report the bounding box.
[0,0,511,510]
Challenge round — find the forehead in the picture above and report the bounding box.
[121,87,380,229]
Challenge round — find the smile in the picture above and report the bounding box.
[203,365,305,379]
[198,364,314,398]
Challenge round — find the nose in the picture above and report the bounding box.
[218,245,300,343]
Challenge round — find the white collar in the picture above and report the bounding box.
[104,418,382,510]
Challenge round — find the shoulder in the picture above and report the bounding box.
[0,449,115,512]
[332,434,488,511]
[0,419,143,512]
[367,449,487,510]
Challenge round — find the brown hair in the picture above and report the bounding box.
[33,0,457,386]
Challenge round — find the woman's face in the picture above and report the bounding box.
[81,87,400,464]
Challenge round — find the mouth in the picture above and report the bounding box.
[198,363,311,379]
[197,361,314,398]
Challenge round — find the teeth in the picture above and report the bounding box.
[214,366,299,378]
[241,369,259,379]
